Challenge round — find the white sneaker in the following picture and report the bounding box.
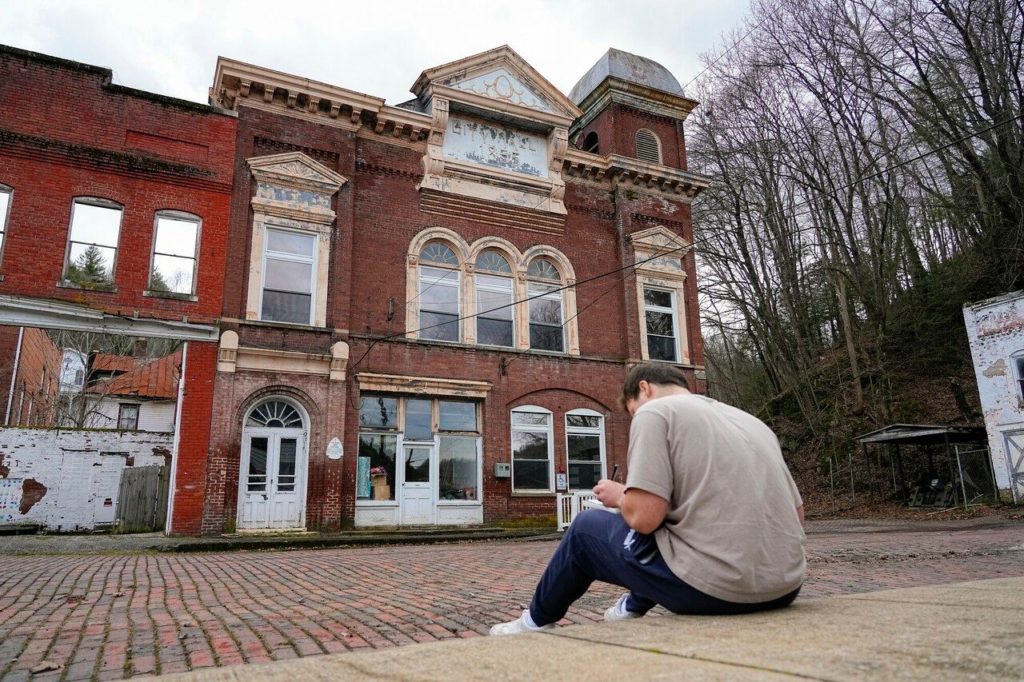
[604,593,644,622]
[489,610,556,636]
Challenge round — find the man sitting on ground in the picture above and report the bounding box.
[490,363,806,635]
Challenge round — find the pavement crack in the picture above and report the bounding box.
[545,631,839,681]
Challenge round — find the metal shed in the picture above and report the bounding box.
[854,424,994,508]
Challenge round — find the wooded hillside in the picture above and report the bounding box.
[689,0,1023,511]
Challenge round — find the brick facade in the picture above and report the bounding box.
[203,47,708,533]
[0,46,236,534]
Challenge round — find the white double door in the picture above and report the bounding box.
[401,442,435,525]
[238,428,307,530]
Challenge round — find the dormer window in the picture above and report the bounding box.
[635,129,662,164]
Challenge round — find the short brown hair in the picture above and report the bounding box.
[620,363,689,405]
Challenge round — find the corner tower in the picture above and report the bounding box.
[568,48,697,170]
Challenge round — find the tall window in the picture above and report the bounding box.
[150,212,200,295]
[117,403,140,431]
[261,227,316,324]
[439,400,480,502]
[644,286,679,362]
[358,395,399,501]
[511,406,553,492]
[64,199,122,289]
[527,258,565,352]
[0,185,10,266]
[566,410,605,491]
[475,250,514,347]
[419,242,461,341]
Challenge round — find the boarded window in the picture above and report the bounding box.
[635,129,662,164]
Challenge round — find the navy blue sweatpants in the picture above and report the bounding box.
[529,508,800,626]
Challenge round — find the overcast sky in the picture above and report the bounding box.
[0,0,752,106]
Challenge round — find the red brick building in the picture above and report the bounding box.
[0,46,237,534]
[202,46,708,533]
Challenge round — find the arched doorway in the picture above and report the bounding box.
[237,398,309,530]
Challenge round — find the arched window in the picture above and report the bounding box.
[635,128,662,164]
[526,258,565,352]
[246,400,304,427]
[581,131,599,154]
[418,241,461,341]
[565,409,606,491]
[475,250,514,347]
[511,405,553,492]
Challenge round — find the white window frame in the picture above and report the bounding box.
[527,280,566,353]
[419,263,462,342]
[118,403,140,431]
[1012,350,1024,403]
[259,226,318,325]
[148,211,201,297]
[510,405,554,493]
[475,271,515,347]
[643,285,681,363]
[565,408,606,492]
[63,197,123,288]
[0,184,11,268]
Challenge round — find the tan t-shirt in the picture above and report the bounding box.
[626,393,805,603]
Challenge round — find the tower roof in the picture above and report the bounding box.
[569,48,684,105]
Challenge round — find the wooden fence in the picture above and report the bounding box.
[115,465,169,533]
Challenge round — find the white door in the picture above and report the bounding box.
[238,429,306,530]
[401,444,434,525]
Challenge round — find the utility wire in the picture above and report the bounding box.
[349,242,691,372]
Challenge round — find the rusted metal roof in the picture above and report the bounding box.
[569,48,685,104]
[91,353,137,373]
[87,351,181,400]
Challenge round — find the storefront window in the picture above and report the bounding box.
[405,399,432,440]
[360,396,397,429]
[357,433,397,501]
[440,400,477,431]
[439,436,478,500]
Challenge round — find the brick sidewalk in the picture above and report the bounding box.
[1,520,1022,682]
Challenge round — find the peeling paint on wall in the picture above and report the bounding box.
[0,428,172,530]
[0,452,8,478]
[19,479,47,515]
[983,359,1008,378]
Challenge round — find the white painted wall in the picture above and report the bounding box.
[0,428,172,531]
[86,398,176,432]
[963,290,1024,502]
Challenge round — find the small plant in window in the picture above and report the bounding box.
[370,466,387,476]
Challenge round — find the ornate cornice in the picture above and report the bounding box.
[562,149,710,201]
[211,57,431,144]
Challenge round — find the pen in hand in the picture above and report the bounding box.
[611,464,620,482]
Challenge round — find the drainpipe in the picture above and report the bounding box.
[164,341,188,535]
[4,326,24,425]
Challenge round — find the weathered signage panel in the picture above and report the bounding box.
[444,115,548,178]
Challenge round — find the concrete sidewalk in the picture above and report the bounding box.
[157,577,1024,681]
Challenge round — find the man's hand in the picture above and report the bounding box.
[593,479,625,508]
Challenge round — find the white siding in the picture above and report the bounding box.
[963,290,1024,501]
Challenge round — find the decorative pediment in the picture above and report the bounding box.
[413,46,582,122]
[247,152,347,225]
[247,152,347,193]
[629,226,690,275]
[451,68,557,114]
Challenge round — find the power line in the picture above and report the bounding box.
[349,242,691,372]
